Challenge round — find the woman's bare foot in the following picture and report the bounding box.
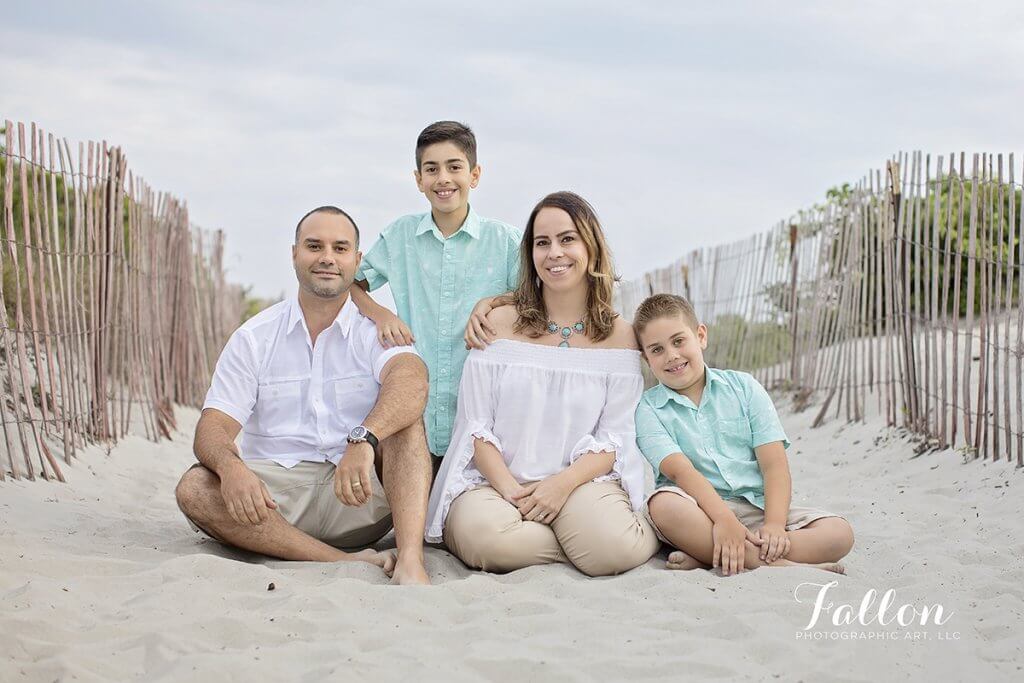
[666,550,710,570]
[391,553,431,586]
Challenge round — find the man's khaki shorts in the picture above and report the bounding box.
[643,485,841,545]
[184,459,392,550]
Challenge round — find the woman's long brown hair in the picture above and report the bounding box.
[513,191,619,342]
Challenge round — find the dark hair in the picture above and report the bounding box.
[295,205,360,247]
[632,293,701,338]
[415,121,477,169]
[513,191,619,342]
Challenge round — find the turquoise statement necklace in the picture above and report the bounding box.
[547,319,585,347]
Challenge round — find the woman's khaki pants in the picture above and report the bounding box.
[443,481,659,576]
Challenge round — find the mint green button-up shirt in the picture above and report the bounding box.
[634,367,790,509]
[356,208,521,455]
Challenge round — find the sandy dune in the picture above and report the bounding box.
[2,401,1022,682]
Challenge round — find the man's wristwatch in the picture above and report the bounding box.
[347,425,379,453]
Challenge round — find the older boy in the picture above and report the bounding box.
[632,294,854,576]
[351,121,521,459]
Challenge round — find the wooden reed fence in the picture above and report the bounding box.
[1,120,245,482]
[618,152,1023,467]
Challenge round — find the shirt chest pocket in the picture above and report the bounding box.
[334,375,377,422]
[255,380,304,435]
[715,417,753,456]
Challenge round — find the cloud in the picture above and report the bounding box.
[3,2,1023,299]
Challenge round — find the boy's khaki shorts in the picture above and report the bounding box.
[183,459,392,551]
[643,485,841,546]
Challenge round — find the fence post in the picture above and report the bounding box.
[788,224,800,387]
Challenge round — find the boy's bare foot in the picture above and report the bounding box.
[391,554,431,585]
[666,552,846,575]
[666,550,709,570]
[760,557,846,574]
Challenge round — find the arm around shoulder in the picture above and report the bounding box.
[483,303,518,340]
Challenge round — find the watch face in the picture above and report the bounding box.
[349,426,367,440]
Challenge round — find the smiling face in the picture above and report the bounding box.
[415,141,480,218]
[638,314,709,396]
[292,211,361,300]
[531,206,590,293]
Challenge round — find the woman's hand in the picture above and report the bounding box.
[511,473,575,524]
[494,480,530,505]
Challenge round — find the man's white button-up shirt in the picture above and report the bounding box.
[203,295,420,468]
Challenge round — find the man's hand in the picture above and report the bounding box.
[369,309,415,349]
[511,473,575,525]
[464,297,497,350]
[712,516,762,576]
[334,441,375,506]
[219,459,277,525]
[756,523,791,563]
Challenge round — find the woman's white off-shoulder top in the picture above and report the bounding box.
[425,339,647,542]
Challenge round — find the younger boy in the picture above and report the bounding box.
[632,294,854,576]
[351,121,520,459]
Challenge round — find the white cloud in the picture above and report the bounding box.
[3,2,1023,298]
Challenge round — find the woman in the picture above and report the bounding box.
[425,191,658,576]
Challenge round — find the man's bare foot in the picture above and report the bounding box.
[346,549,397,576]
[666,550,709,571]
[391,554,430,585]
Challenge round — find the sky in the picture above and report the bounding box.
[3,1,1023,302]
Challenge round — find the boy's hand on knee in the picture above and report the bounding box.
[220,460,277,525]
[712,517,761,576]
[756,523,790,563]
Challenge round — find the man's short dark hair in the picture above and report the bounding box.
[415,121,477,170]
[294,206,360,247]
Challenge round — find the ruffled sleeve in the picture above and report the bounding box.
[568,371,647,511]
[424,352,503,542]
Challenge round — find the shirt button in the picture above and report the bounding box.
[440,368,448,375]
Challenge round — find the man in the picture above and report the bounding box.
[175,206,432,585]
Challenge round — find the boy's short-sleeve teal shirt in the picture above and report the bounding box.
[356,207,521,455]
[634,367,789,509]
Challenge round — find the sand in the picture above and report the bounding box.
[2,400,1023,682]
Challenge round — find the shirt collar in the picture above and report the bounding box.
[286,293,358,338]
[650,366,725,409]
[414,206,481,240]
